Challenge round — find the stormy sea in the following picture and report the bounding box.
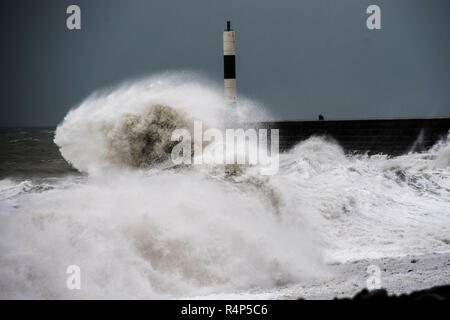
[1,73,449,299]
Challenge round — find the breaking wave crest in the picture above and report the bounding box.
[54,73,269,174]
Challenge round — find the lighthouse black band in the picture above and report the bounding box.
[223,55,236,79]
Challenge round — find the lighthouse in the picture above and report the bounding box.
[223,21,236,104]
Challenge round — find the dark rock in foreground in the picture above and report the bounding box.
[336,285,450,300]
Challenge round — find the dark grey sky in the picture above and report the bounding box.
[1,0,449,126]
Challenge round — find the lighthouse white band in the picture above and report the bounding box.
[223,31,235,55]
[224,79,236,103]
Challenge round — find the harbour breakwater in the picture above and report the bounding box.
[247,117,450,155]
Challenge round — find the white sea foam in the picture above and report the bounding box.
[0,73,449,299]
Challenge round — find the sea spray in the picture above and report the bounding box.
[1,73,322,299]
[0,73,449,299]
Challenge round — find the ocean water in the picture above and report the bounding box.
[1,73,449,299]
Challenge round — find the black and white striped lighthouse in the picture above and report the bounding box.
[223,21,236,104]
